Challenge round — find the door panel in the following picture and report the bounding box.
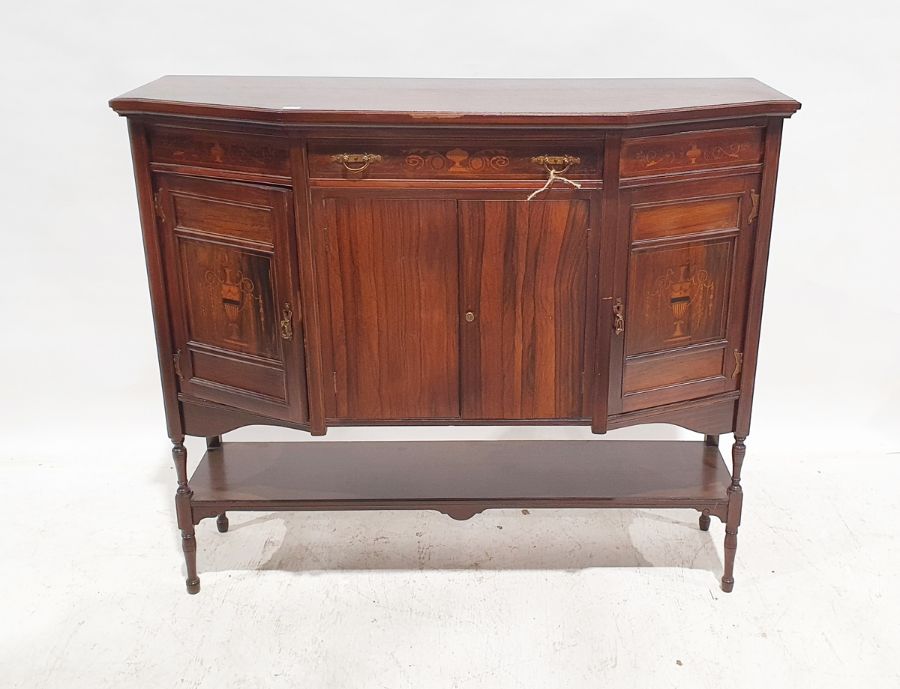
[613,176,756,414]
[321,197,460,420]
[460,199,589,419]
[625,238,734,356]
[157,174,307,423]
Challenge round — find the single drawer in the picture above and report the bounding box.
[148,125,291,179]
[308,140,602,180]
[620,126,763,178]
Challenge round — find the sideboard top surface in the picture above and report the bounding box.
[109,76,800,126]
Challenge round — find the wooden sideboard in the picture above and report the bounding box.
[110,77,800,594]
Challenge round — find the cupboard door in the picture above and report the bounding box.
[157,174,307,423]
[612,176,756,413]
[320,197,460,420]
[460,199,589,419]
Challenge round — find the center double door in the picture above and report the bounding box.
[313,191,596,423]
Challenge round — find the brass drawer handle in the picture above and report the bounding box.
[531,154,581,174]
[527,155,583,200]
[331,153,383,173]
[613,298,625,335]
[280,303,294,341]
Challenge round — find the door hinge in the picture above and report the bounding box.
[154,191,166,223]
[731,350,744,380]
[173,349,183,380]
[332,371,338,394]
[748,189,760,224]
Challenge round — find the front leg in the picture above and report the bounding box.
[172,439,200,594]
[721,436,746,592]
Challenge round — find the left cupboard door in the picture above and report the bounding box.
[155,174,308,424]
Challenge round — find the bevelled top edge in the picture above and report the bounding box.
[109,76,801,126]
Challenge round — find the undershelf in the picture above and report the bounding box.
[189,440,732,522]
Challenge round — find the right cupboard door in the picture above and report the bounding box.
[612,176,758,414]
[459,199,590,420]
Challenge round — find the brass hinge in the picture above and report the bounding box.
[173,349,183,380]
[154,191,166,223]
[732,350,744,380]
[332,371,338,394]
[748,189,760,224]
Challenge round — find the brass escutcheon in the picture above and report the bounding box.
[613,298,625,335]
[280,303,294,341]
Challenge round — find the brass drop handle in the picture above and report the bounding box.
[613,298,625,335]
[527,155,583,201]
[464,311,476,323]
[280,303,294,341]
[331,153,383,173]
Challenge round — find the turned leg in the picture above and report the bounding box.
[172,439,200,594]
[721,436,746,593]
[699,509,711,531]
[704,434,719,447]
[216,513,229,533]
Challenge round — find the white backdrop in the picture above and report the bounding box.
[2,0,898,457]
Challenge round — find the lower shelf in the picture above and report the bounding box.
[189,440,731,521]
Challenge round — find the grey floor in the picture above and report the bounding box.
[3,431,898,688]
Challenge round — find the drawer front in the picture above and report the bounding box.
[620,126,763,178]
[308,141,602,180]
[148,125,291,179]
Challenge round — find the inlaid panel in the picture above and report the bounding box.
[178,239,278,359]
[149,125,291,178]
[308,141,602,180]
[323,197,460,420]
[626,239,734,356]
[621,127,763,178]
[459,199,588,419]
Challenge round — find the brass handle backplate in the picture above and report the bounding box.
[613,298,625,335]
[280,303,294,341]
[531,155,581,173]
[331,153,383,173]
[464,311,475,323]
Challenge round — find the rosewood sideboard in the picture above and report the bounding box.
[110,77,800,593]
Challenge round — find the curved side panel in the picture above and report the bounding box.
[181,397,313,438]
[607,396,737,435]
